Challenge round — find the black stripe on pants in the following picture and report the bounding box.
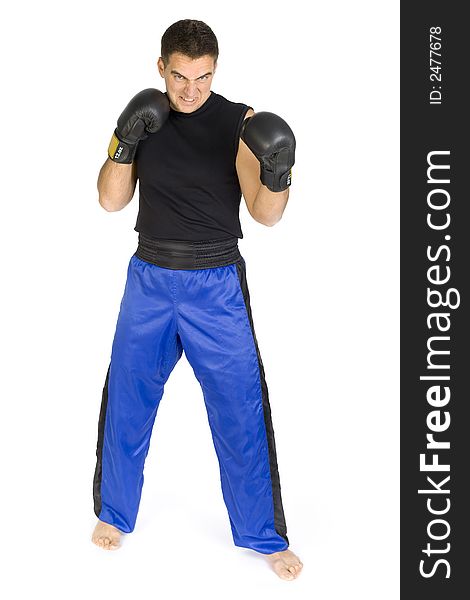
[235,258,289,545]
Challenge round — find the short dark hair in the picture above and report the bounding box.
[161,19,219,66]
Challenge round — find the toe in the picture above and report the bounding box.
[276,564,294,580]
[288,562,303,577]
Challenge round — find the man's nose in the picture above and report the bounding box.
[184,81,197,96]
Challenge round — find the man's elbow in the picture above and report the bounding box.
[99,196,117,211]
[255,214,282,227]
[251,205,284,227]
[249,191,288,227]
[264,216,282,227]
[98,194,128,212]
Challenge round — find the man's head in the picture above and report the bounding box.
[158,19,218,113]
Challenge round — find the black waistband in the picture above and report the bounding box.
[135,233,242,269]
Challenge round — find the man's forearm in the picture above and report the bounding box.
[98,158,136,212]
[251,185,289,226]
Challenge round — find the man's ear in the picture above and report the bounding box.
[157,57,165,77]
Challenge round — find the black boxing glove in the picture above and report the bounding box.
[108,88,170,164]
[240,111,296,192]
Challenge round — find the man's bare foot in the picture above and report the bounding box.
[91,519,123,551]
[265,548,303,580]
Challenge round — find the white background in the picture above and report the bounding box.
[1,1,399,598]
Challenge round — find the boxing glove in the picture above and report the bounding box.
[240,111,296,192]
[108,88,170,164]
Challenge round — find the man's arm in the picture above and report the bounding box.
[98,88,170,212]
[236,110,289,227]
[97,159,138,212]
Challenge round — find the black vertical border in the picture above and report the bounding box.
[93,364,111,518]
[235,257,289,545]
[401,2,469,597]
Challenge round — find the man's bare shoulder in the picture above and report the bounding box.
[236,107,255,162]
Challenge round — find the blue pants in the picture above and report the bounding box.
[93,253,289,554]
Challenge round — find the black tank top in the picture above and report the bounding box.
[134,91,252,241]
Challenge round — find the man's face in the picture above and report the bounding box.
[157,52,216,113]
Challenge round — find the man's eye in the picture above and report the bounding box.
[175,75,184,80]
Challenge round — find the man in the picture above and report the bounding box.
[91,19,303,581]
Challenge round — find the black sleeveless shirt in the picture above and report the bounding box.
[134,91,252,241]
